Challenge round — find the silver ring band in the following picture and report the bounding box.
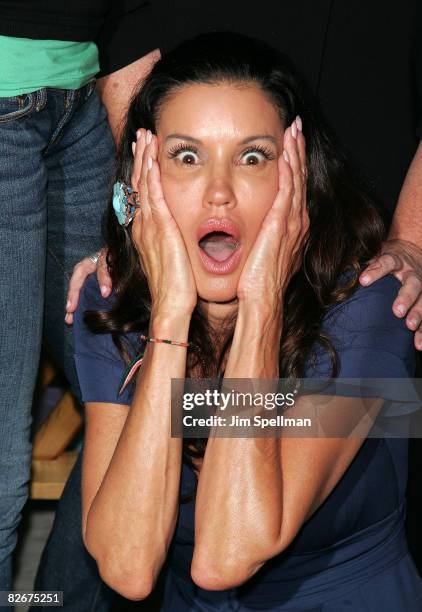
[88,252,100,265]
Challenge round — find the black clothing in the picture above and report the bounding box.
[0,0,112,42]
[2,0,419,211]
[98,0,422,214]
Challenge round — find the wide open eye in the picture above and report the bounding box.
[168,144,200,165]
[241,146,276,166]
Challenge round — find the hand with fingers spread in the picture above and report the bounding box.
[359,239,422,350]
[131,128,198,318]
[236,117,309,312]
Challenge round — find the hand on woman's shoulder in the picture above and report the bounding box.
[309,274,416,379]
[74,273,116,324]
[328,274,410,336]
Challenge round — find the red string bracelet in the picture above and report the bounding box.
[118,335,197,395]
[140,334,192,348]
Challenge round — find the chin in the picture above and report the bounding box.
[196,275,238,304]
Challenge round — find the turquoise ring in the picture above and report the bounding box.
[112,180,140,227]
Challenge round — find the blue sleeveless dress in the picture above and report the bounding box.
[74,273,422,611]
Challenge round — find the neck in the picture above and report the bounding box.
[192,299,238,376]
[198,297,238,332]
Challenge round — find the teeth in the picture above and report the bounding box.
[199,230,231,241]
[199,231,236,247]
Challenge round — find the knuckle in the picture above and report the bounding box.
[398,289,414,304]
[404,271,422,287]
[378,253,392,266]
[386,252,402,268]
[286,183,295,198]
[400,277,419,292]
[409,308,422,322]
[72,262,85,276]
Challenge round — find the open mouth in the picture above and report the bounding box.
[198,231,240,262]
[196,218,242,275]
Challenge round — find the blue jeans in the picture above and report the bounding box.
[0,82,115,592]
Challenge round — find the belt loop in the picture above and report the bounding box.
[35,89,47,112]
[64,90,75,110]
[84,79,95,101]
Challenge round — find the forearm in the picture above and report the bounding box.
[193,305,284,588]
[97,49,161,145]
[86,313,190,589]
[389,141,422,247]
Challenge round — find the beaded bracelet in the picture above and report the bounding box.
[140,334,192,348]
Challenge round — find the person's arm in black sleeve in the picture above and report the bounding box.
[390,17,422,252]
[359,19,422,348]
[390,13,422,246]
[95,1,161,143]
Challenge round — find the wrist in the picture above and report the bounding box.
[237,299,283,332]
[225,310,281,378]
[230,304,282,366]
[149,311,192,339]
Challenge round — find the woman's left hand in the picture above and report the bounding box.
[359,239,422,350]
[236,118,309,315]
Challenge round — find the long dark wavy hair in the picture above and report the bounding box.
[87,32,385,464]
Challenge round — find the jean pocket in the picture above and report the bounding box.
[0,92,36,123]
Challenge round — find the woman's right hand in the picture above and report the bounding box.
[131,129,198,319]
[65,129,197,325]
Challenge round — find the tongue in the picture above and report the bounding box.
[199,235,238,262]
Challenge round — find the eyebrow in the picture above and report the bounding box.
[165,133,277,145]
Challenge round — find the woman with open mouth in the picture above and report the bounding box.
[74,32,422,610]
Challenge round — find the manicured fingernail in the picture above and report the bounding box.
[66,300,71,310]
[283,150,290,163]
[396,304,406,316]
[147,156,153,170]
[146,130,152,145]
[407,317,418,328]
[64,313,71,323]
[100,285,109,297]
[136,129,142,140]
[291,121,298,139]
[132,141,136,156]
[296,116,302,132]
[360,274,370,285]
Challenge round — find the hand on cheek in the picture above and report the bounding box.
[129,130,198,317]
[236,117,309,309]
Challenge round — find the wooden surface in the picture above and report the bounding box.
[31,452,78,500]
[32,392,82,461]
[31,358,83,500]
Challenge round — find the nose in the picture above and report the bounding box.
[203,164,237,210]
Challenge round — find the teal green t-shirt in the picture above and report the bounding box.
[0,35,99,97]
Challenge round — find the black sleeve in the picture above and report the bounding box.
[414,5,422,140]
[415,55,422,140]
[96,0,160,76]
